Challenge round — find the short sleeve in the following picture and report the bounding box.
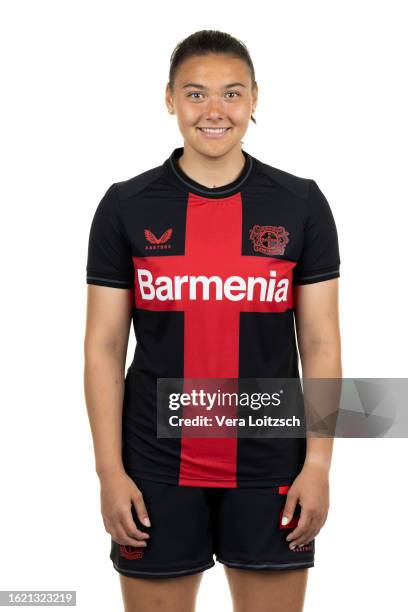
[294,179,341,285]
[86,183,134,289]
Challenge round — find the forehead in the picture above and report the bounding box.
[174,53,251,86]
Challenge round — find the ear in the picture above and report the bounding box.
[251,80,258,103]
[165,82,174,114]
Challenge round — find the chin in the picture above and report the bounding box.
[190,135,242,156]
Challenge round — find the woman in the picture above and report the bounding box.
[84,29,341,612]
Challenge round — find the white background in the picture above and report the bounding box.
[1,1,407,610]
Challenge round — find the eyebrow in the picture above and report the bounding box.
[181,82,246,89]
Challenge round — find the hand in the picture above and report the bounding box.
[99,469,151,548]
[281,463,329,550]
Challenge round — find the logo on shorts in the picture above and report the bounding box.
[249,225,289,256]
[145,228,173,250]
[119,545,144,560]
[291,543,313,552]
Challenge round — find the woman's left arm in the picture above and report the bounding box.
[282,277,342,549]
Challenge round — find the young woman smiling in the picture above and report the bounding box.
[84,29,341,612]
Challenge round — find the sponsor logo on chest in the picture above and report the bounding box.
[136,269,290,303]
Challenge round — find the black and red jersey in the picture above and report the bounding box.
[86,147,340,488]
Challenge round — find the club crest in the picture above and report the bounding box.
[249,225,289,256]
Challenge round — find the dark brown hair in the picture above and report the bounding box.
[168,30,257,124]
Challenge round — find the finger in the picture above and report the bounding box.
[286,511,312,542]
[289,517,321,547]
[106,509,149,543]
[132,490,151,528]
[113,524,148,548]
[289,540,312,550]
[111,501,150,540]
[281,492,298,526]
[285,512,310,541]
[289,529,314,548]
[121,509,150,540]
[304,517,324,542]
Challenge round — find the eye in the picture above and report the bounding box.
[187,92,204,99]
[226,91,240,98]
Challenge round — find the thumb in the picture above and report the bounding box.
[131,491,151,528]
[281,492,298,526]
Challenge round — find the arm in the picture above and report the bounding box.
[295,276,342,472]
[282,277,341,548]
[84,284,133,479]
[84,284,151,547]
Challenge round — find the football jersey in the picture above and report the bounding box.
[86,146,340,488]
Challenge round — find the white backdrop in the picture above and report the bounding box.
[1,1,407,610]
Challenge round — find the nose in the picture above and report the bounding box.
[204,94,225,119]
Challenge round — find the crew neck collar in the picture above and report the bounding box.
[165,146,255,198]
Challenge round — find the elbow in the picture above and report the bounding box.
[299,336,342,361]
[84,334,125,366]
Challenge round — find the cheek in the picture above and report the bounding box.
[231,103,252,123]
[177,101,200,125]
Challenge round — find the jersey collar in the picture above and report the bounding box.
[165,146,254,198]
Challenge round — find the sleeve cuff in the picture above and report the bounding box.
[294,268,340,285]
[86,274,134,289]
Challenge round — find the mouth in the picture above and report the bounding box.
[197,127,232,138]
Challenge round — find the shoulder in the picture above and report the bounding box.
[114,163,166,202]
[254,157,313,201]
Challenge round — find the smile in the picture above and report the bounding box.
[197,127,231,138]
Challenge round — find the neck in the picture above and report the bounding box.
[177,143,246,189]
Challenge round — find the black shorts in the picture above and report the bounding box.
[110,474,314,578]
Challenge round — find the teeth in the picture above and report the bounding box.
[199,128,229,133]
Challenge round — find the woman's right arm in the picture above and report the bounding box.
[84,284,151,547]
